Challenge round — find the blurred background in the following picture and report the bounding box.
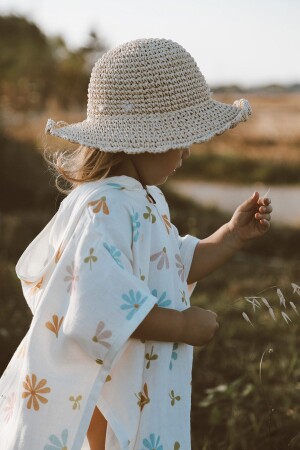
[0,1,300,449]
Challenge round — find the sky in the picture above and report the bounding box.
[1,0,299,87]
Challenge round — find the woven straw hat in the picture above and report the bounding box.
[46,38,251,153]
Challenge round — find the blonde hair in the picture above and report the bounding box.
[45,146,128,195]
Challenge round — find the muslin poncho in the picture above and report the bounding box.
[0,175,199,450]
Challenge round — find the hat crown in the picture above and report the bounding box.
[87,38,211,118]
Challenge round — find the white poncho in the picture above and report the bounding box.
[0,175,199,450]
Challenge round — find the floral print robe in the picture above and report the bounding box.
[0,175,199,450]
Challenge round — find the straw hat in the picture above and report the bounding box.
[46,38,251,153]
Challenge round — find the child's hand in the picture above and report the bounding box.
[228,191,272,244]
[181,306,219,346]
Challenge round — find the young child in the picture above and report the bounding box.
[0,39,272,450]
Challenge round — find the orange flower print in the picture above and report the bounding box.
[150,247,169,270]
[55,243,63,263]
[22,374,50,411]
[64,262,79,293]
[88,196,109,215]
[4,392,16,422]
[45,314,64,338]
[24,277,44,296]
[162,214,172,234]
[175,254,185,281]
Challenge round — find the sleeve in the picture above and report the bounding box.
[62,192,158,371]
[172,223,199,295]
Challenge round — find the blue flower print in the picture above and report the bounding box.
[169,343,179,370]
[141,433,163,450]
[121,290,148,320]
[152,289,171,308]
[131,210,141,242]
[103,242,124,269]
[106,182,125,190]
[44,429,68,450]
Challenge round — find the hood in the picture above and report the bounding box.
[15,176,145,313]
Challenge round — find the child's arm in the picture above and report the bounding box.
[131,304,219,346]
[187,192,272,284]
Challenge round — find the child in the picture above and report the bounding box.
[0,39,272,450]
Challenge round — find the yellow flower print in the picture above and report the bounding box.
[69,394,82,410]
[88,196,109,215]
[22,374,50,411]
[45,314,64,338]
[135,383,150,411]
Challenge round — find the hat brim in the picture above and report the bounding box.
[45,98,251,154]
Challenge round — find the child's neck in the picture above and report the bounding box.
[108,157,146,188]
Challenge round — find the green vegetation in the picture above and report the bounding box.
[176,152,300,185]
[0,15,106,111]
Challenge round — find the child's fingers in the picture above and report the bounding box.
[257,196,271,206]
[255,212,271,221]
[259,218,271,229]
[258,205,273,214]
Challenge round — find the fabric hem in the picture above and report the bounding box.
[71,297,157,450]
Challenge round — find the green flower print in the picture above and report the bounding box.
[169,343,178,370]
[121,290,148,320]
[44,429,68,450]
[180,289,187,305]
[84,248,98,270]
[143,206,156,223]
[152,289,171,308]
[169,389,181,406]
[174,442,180,450]
[131,210,141,242]
[145,345,158,369]
[142,433,163,450]
[69,395,82,410]
[103,242,124,269]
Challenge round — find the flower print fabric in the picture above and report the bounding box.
[0,175,199,450]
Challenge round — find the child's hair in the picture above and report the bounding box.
[45,146,128,194]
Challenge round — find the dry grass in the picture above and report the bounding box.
[2,93,300,163]
[192,93,300,163]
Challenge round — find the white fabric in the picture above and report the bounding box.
[0,175,199,450]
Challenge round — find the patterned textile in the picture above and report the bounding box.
[0,175,199,450]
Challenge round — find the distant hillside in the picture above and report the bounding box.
[212,83,300,94]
